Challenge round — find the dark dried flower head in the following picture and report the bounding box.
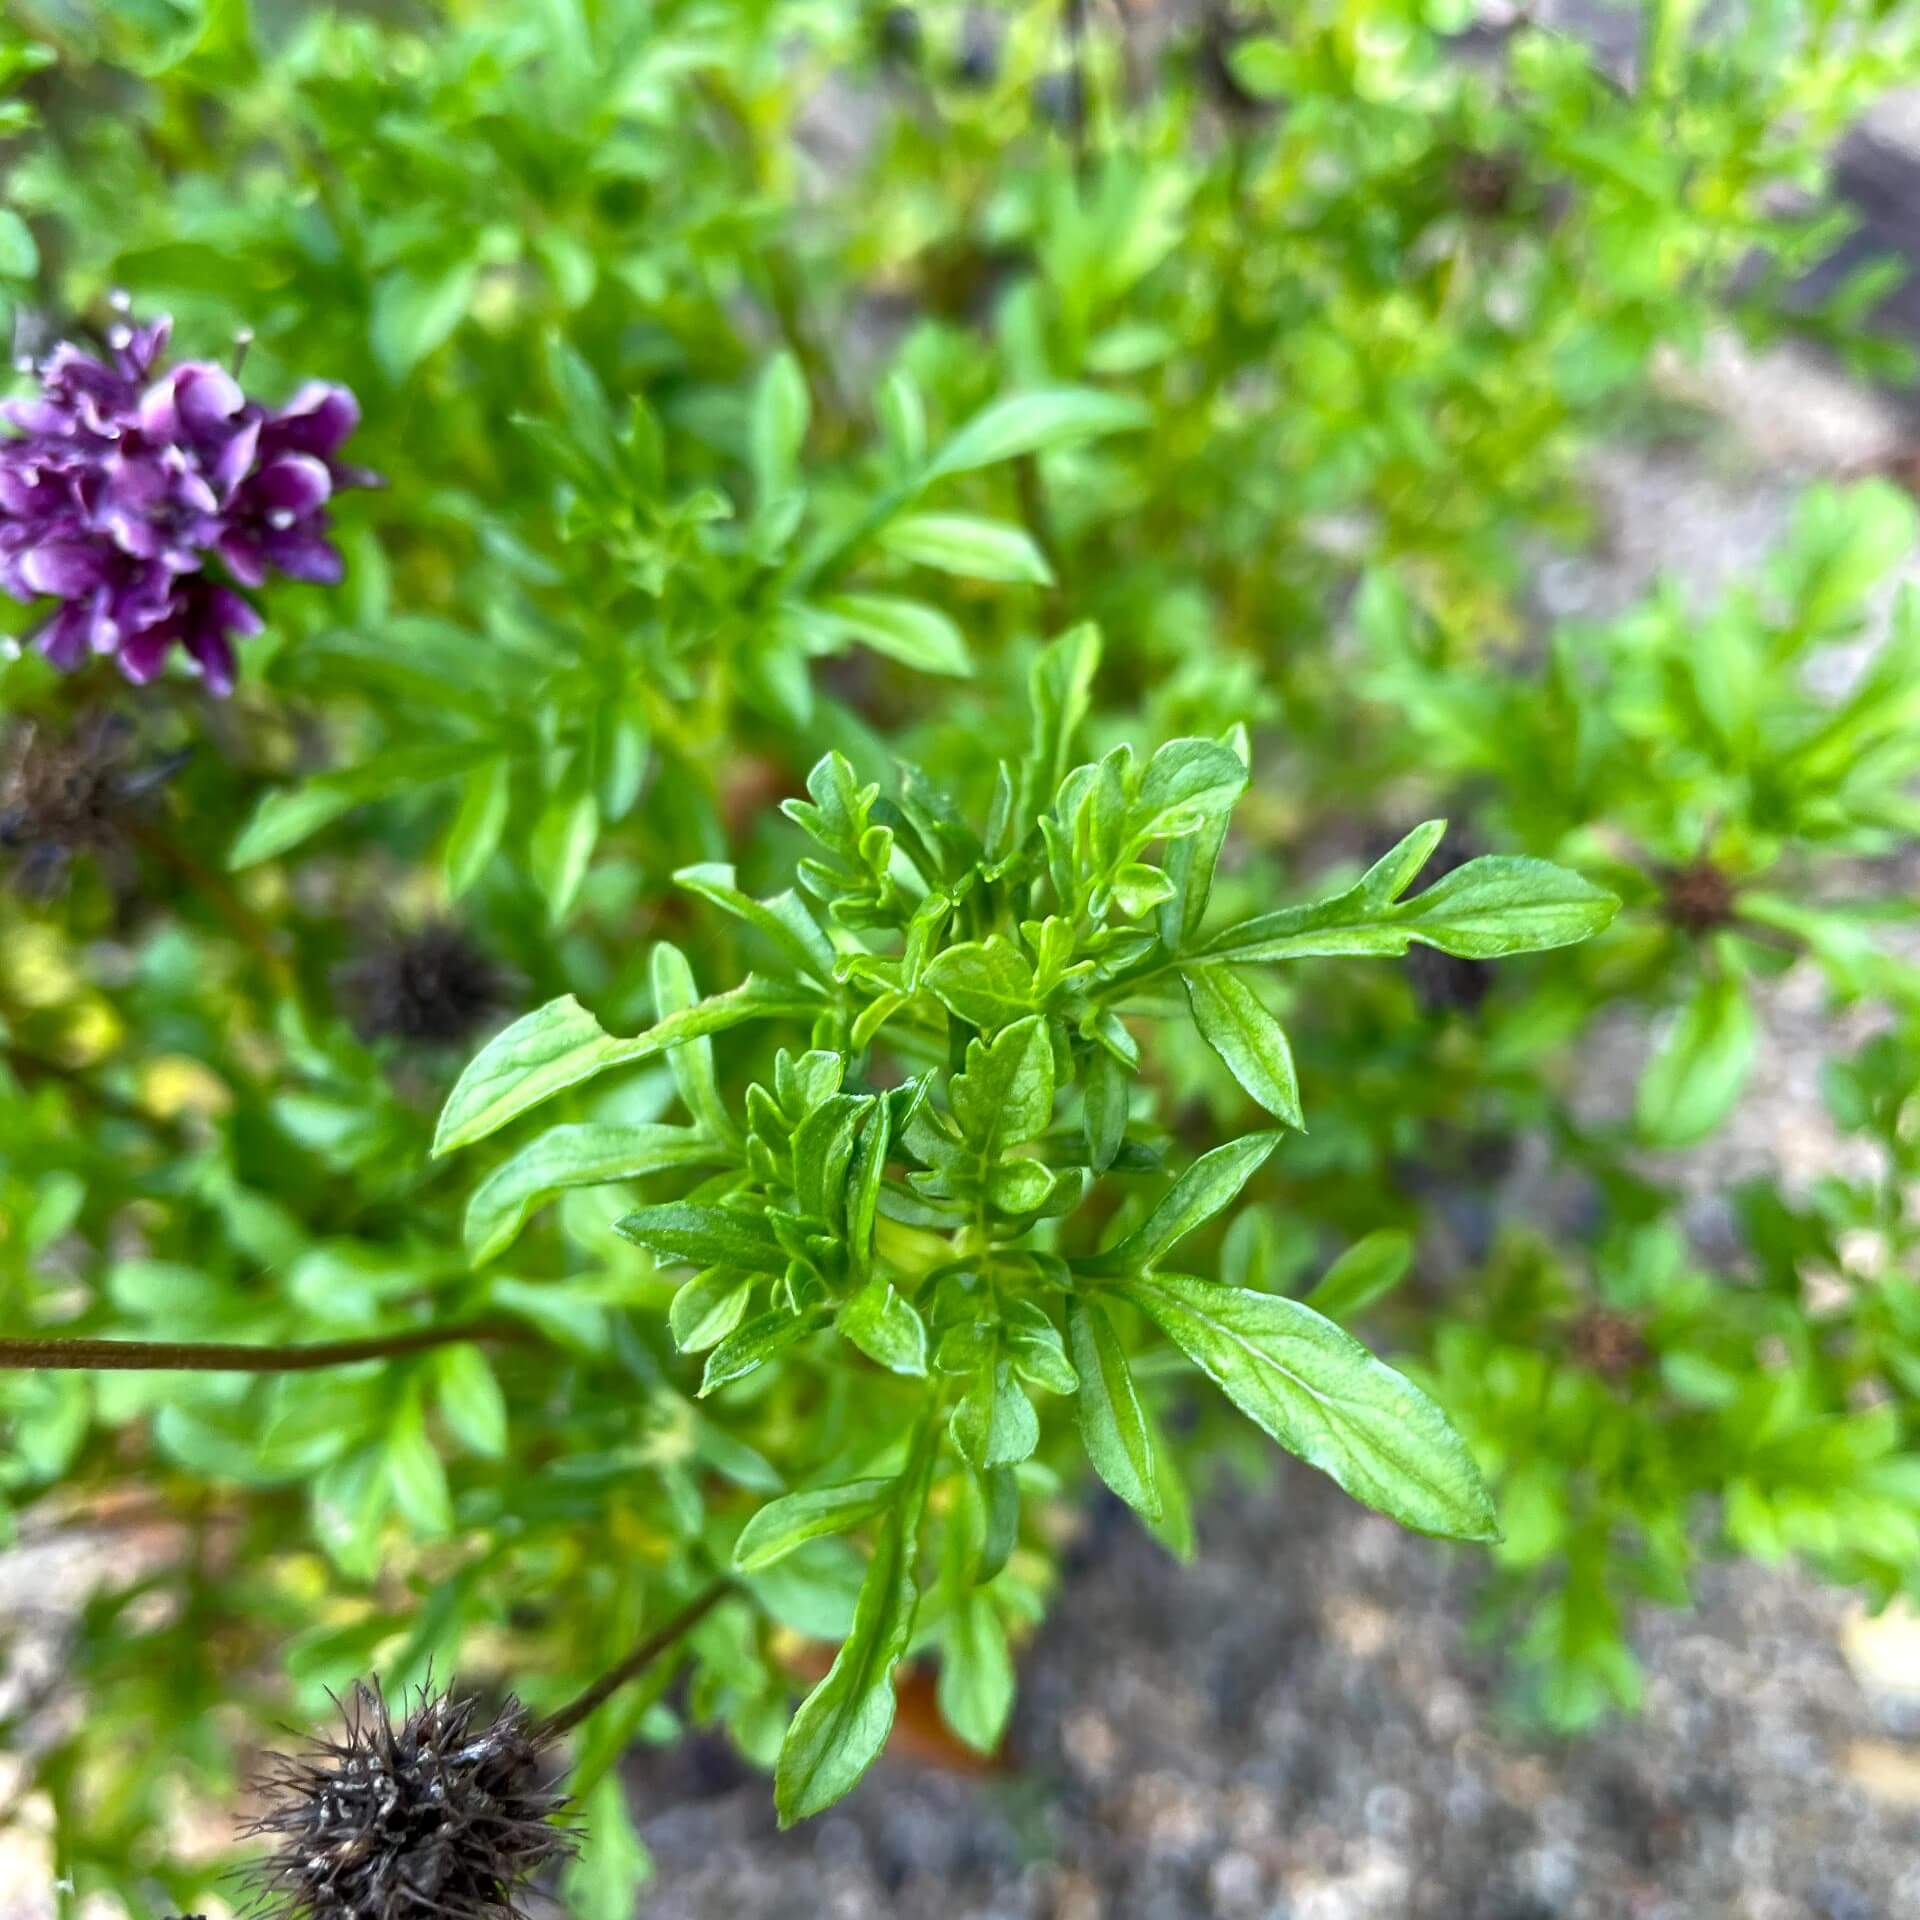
[1447,146,1524,220]
[1,302,374,695]
[1569,1307,1651,1383]
[337,921,510,1047]
[0,712,182,897]
[1658,858,1736,938]
[247,1681,571,1920]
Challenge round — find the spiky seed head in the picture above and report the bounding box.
[246,1680,572,1920]
[336,921,510,1048]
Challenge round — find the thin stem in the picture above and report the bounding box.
[0,1322,528,1374]
[3,1040,189,1146]
[127,818,298,997]
[536,1580,733,1740]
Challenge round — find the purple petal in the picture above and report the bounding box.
[210,415,263,500]
[116,621,174,683]
[217,526,269,589]
[250,452,332,517]
[32,600,94,670]
[19,540,109,598]
[262,524,344,585]
[268,381,361,459]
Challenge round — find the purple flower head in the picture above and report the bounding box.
[0,306,374,694]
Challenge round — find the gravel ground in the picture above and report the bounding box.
[621,1473,1920,1920]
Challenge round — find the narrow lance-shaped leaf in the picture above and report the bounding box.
[775,1421,937,1824]
[1116,1273,1498,1542]
[434,979,817,1156]
[1182,967,1303,1127]
[733,1479,896,1574]
[1078,1132,1282,1275]
[465,1121,732,1264]
[616,1202,790,1276]
[1067,1296,1160,1520]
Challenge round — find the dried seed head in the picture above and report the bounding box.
[1447,146,1524,220]
[336,921,510,1047]
[1658,859,1736,938]
[0,712,180,897]
[246,1680,572,1920]
[1569,1308,1651,1383]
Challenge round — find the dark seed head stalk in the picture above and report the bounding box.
[246,1681,573,1920]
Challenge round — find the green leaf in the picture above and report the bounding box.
[675,863,837,985]
[880,513,1053,585]
[733,1479,895,1573]
[775,1427,935,1824]
[1203,851,1617,964]
[1159,723,1249,948]
[433,1344,508,1458]
[1081,1132,1282,1274]
[0,209,38,280]
[1131,738,1249,840]
[371,257,479,379]
[1182,967,1303,1126]
[434,980,814,1156]
[385,1401,453,1535]
[1117,1274,1498,1541]
[1307,1230,1413,1321]
[701,1308,821,1396]
[229,744,494,867]
[1017,624,1102,830]
[465,1121,729,1263]
[809,593,972,677]
[667,1268,754,1352]
[951,1356,1040,1470]
[650,942,736,1144]
[939,1593,1014,1753]
[1067,1296,1160,1519]
[1083,1045,1129,1173]
[443,755,512,898]
[616,1203,790,1276]
[928,387,1148,479]
[751,350,811,505]
[838,1280,929,1376]
[1635,972,1758,1147]
[561,1776,653,1920]
[923,937,1037,1031]
[529,778,600,924]
[949,1015,1055,1151]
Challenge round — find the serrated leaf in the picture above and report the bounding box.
[1203,853,1617,964]
[948,1014,1056,1151]
[838,1280,928,1376]
[923,936,1038,1030]
[1182,967,1303,1126]
[1117,1274,1498,1541]
[733,1479,895,1573]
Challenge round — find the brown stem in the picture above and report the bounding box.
[127,818,298,996]
[0,1322,528,1373]
[3,1040,189,1146]
[536,1581,733,1740]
